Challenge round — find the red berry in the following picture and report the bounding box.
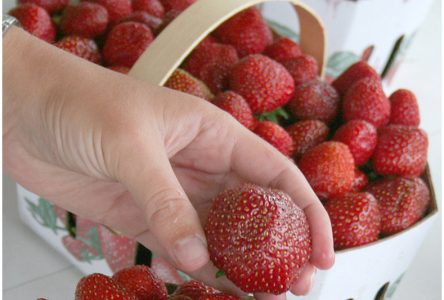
[254,121,294,156]
[324,192,381,250]
[10,4,55,42]
[229,54,295,113]
[60,2,109,38]
[115,11,163,32]
[332,61,379,97]
[351,169,368,191]
[212,91,255,130]
[18,0,68,14]
[282,54,319,86]
[133,0,165,18]
[55,36,101,64]
[174,280,217,300]
[165,69,213,100]
[288,79,339,124]
[263,37,302,63]
[373,125,428,177]
[75,273,137,300]
[86,0,132,23]
[160,0,195,12]
[286,120,329,160]
[205,183,311,294]
[389,89,420,127]
[109,65,130,74]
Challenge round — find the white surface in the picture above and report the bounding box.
[2,0,442,299]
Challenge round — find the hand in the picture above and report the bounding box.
[4,28,334,299]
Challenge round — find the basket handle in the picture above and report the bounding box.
[128,0,326,85]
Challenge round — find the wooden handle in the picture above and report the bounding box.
[129,0,326,85]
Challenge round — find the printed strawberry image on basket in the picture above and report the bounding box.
[13,0,437,299]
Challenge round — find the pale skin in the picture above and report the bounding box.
[3,27,334,299]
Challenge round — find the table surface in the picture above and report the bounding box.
[3,0,442,299]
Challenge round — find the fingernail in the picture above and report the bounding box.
[173,235,209,270]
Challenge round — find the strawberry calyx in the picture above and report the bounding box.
[257,107,289,123]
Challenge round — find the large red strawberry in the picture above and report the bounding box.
[18,0,68,14]
[113,265,168,300]
[324,192,381,250]
[165,69,213,100]
[332,61,379,97]
[133,0,165,18]
[367,177,430,235]
[75,273,137,300]
[286,120,329,160]
[282,54,319,87]
[174,280,217,300]
[389,89,420,127]
[9,4,55,42]
[288,79,339,124]
[215,7,272,57]
[55,36,101,64]
[343,77,391,128]
[161,0,195,12]
[60,2,109,38]
[298,141,355,199]
[85,0,132,23]
[372,125,428,177]
[333,120,377,166]
[205,183,311,294]
[103,21,154,67]
[351,169,368,191]
[254,121,294,156]
[212,91,255,130]
[229,54,295,113]
[263,37,302,63]
[150,257,184,284]
[115,11,163,32]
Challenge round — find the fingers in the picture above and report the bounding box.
[290,264,316,296]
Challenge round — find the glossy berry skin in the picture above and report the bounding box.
[75,273,137,300]
[165,69,213,100]
[212,91,256,130]
[85,0,132,23]
[174,280,217,300]
[282,54,319,87]
[205,184,311,294]
[324,192,381,250]
[288,79,339,124]
[133,0,165,18]
[103,22,154,68]
[229,54,295,113]
[351,169,368,191]
[60,2,109,38]
[332,61,379,97]
[55,36,101,64]
[389,89,420,127]
[115,11,162,32]
[18,0,68,14]
[286,120,329,160]
[263,37,302,63]
[113,265,168,300]
[343,77,391,128]
[299,141,355,199]
[367,177,430,235]
[161,0,195,12]
[9,4,55,42]
[215,7,272,57]
[333,120,377,166]
[254,121,294,157]
[373,125,428,177]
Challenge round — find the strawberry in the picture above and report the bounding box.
[288,79,339,124]
[351,169,368,191]
[174,280,217,300]
[103,22,154,67]
[133,0,165,18]
[286,120,329,160]
[367,177,430,235]
[215,7,272,57]
[333,120,377,166]
[389,89,420,127]
[113,265,168,300]
[85,0,132,23]
[161,0,195,12]
[324,192,381,250]
[109,65,130,74]
[199,294,240,300]
[55,36,101,64]
[263,37,302,63]
[298,141,355,199]
[165,69,213,100]
[9,4,55,42]
[150,257,184,284]
[254,121,294,156]
[332,61,379,97]
[60,2,109,38]
[115,11,163,33]
[343,77,391,128]
[205,183,311,294]
[212,91,255,130]
[282,54,319,87]
[372,125,428,177]
[18,0,68,14]
[98,225,137,273]
[75,273,137,300]
[229,54,295,113]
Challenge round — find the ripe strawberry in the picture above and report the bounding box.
[373,125,428,177]
[215,7,272,57]
[85,0,132,23]
[263,37,302,63]
[165,69,213,100]
[324,192,381,250]
[333,120,377,166]
[367,177,430,235]
[286,120,329,160]
[282,54,319,87]
[254,121,294,156]
[113,265,168,300]
[115,11,162,32]
[75,273,137,300]
[9,4,55,42]
[343,77,391,128]
[109,65,130,74]
[298,141,355,199]
[150,257,184,284]
[351,169,368,191]
[288,79,339,124]
[60,2,109,38]
[212,91,255,130]
[18,0,68,14]
[332,61,379,97]
[199,294,239,300]
[389,89,420,127]
[103,22,154,68]
[133,0,165,18]
[55,36,101,64]
[205,183,311,294]
[174,280,217,300]
[229,54,294,113]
